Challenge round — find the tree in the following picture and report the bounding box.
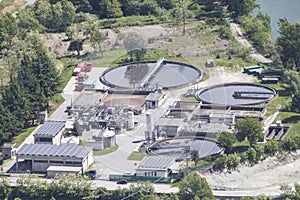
[226,153,240,170]
[123,32,147,61]
[34,0,76,32]
[292,92,300,113]
[213,154,227,171]
[84,21,107,55]
[235,117,264,146]
[92,0,123,18]
[0,13,18,52]
[277,18,300,70]
[264,140,279,155]
[225,0,258,19]
[246,147,257,163]
[280,183,300,200]
[217,131,236,153]
[0,177,11,200]
[282,137,298,152]
[190,149,200,166]
[282,70,300,95]
[178,172,215,200]
[239,13,273,52]
[68,39,83,56]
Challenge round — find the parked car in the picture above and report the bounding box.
[84,170,96,180]
[116,180,127,184]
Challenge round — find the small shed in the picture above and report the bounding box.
[1,143,16,159]
[205,59,215,68]
[145,93,168,109]
[243,65,260,73]
[262,77,279,84]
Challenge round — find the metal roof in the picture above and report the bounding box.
[145,93,165,101]
[16,144,89,158]
[138,156,175,170]
[155,118,184,127]
[33,121,65,137]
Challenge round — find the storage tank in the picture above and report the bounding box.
[127,111,134,130]
[145,112,153,141]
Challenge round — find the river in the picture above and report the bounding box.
[254,0,300,38]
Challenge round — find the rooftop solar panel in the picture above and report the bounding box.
[17,144,89,158]
[33,121,65,137]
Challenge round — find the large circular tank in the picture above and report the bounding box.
[195,83,277,106]
[148,137,222,159]
[100,60,202,90]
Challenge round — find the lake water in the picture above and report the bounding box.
[254,0,300,38]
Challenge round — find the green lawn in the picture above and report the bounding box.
[85,49,127,68]
[12,126,37,148]
[275,112,300,139]
[127,151,147,161]
[93,145,119,156]
[265,84,291,117]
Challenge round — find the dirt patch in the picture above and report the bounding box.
[202,151,300,193]
[1,0,26,15]
[47,22,229,59]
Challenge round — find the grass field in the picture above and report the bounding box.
[93,145,119,156]
[276,112,300,139]
[127,151,147,161]
[264,84,290,117]
[12,126,36,148]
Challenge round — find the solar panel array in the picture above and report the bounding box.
[34,121,65,136]
[17,143,89,158]
[139,156,175,169]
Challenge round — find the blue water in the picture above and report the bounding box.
[254,0,300,38]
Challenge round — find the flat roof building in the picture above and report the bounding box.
[136,156,177,177]
[33,121,65,145]
[145,93,168,109]
[16,143,93,173]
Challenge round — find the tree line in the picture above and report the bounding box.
[0,13,59,145]
[0,172,215,200]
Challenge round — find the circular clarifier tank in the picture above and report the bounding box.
[195,83,277,106]
[148,137,222,159]
[100,60,201,90]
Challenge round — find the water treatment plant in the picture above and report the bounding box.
[7,57,285,189]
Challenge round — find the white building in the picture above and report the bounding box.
[33,121,65,145]
[16,143,93,173]
[209,112,235,125]
[154,118,185,138]
[47,166,83,178]
[145,93,168,109]
[136,156,177,177]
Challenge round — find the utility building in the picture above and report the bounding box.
[136,156,177,177]
[145,93,168,109]
[16,143,93,173]
[33,121,65,145]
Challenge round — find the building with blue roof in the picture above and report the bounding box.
[33,120,65,145]
[16,143,93,173]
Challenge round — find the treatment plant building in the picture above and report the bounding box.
[15,143,93,173]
